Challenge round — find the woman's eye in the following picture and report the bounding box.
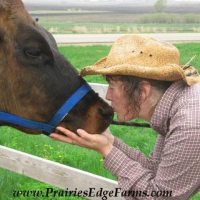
[25,48,41,58]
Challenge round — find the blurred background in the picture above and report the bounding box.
[23,0,200,34]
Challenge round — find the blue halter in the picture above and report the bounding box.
[0,83,91,136]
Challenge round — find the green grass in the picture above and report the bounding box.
[38,20,200,34]
[0,43,200,199]
[35,12,200,34]
[29,10,109,14]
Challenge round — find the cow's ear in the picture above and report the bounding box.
[0,0,26,16]
[0,0,23,8]
[0,0,22,18]
[0,0,12,10]
[0,1,6,11]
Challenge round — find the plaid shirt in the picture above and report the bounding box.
[103,80,200,200]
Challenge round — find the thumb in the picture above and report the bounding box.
[77,129,87,137]
[77,129,93,140]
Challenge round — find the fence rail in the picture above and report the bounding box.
[0,83,125,200]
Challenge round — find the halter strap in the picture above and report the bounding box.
[0,83,91,136]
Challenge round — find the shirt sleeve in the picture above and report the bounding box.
[103,97,200,200]
[113,137,160,171]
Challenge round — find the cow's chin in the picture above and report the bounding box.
[2,118,111,136]
[57,121,110,136]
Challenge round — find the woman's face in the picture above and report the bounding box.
[106,79,136,121]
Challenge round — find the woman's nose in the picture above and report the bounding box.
[105,90,112,101]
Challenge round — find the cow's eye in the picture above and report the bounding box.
[25,48,41,58]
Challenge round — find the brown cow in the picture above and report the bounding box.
[0,0,113,135]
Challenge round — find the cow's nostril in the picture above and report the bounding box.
[99,106,114,120]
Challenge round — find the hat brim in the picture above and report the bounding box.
[80,57,183,81]
[80,57,200,86]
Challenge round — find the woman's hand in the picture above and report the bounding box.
[50,127,113,157]
[101,128,115,145]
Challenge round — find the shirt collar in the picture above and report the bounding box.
[150,80,186,136]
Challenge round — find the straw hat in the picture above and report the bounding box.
[80,34,200,86]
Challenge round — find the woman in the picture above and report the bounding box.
[50,35,200,199]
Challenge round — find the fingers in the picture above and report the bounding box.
[51,127,84,145]
[50,127,98,148]
[50,127,111,155]
[50,133,74,144]
[77,129,96,142]
[57,127,80,140]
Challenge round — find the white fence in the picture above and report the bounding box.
[0,83,124,200]
[89,82,110,104]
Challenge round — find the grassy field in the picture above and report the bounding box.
[38,18,200,34]
[0,43,200,199]
[36,14,200,34]
[29,10,110,14]
[25,2,200,34]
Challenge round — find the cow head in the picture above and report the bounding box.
[0,0,113,135]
